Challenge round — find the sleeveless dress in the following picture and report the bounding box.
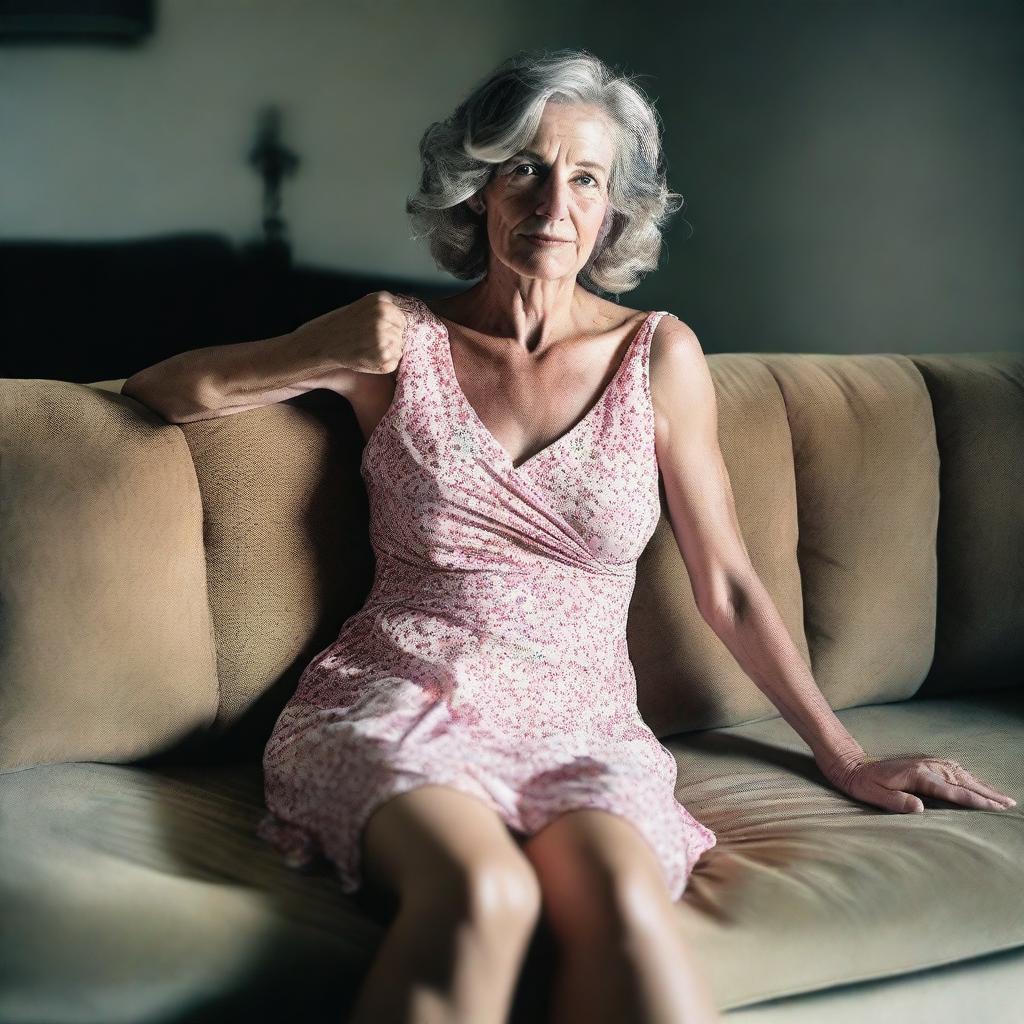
[257,293,717,902]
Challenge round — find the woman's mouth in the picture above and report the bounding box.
[524,234,571,247]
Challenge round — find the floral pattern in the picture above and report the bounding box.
[257,294,717,901]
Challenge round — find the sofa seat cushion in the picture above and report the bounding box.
[664,686,1024,1011]
[0,758,384,1024]
[0,690,1020,1022]
[701,944,1024,1024]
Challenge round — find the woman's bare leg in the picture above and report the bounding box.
[521,809,720,1024]
[348,783,543,1024]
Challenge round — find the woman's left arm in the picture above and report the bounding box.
[650,315,1017,815]
[707,572,1016,813]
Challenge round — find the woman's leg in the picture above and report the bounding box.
[349,783,543,1024]
[520,809,720,1024]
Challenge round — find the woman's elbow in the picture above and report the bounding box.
[121,372,207,424]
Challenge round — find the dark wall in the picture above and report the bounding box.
[547,0,1023,355]
[3,1,1019,377]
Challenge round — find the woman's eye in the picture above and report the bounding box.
[513,164,599,187]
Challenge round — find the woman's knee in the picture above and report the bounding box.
[523,815,671,943]
[361,783,542,930]
[553,857,667,942]
[450,856,548,937]
[409,848,544,934]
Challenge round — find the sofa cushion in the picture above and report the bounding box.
[175,388,377,757]
[637,351,937,736]
[1,690,1019,1021]
[0,380,219,773]
[668,686,1024,1009]
[908,352,1024,698]
[747,353,940,710]
[632,354,809,738]
[718,944,1024,1024]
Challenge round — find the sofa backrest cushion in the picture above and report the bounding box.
[12,349,1014,770]
[908,353,1024,697]
[635,352,939,736]
[631,354,810,736]
[174,389,376,758]
[0,380,219,773]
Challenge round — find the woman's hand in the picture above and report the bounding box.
[818,752,1018,814]
[293,290,410,381]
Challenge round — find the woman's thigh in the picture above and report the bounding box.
[359,783,541,915]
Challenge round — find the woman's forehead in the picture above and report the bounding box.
[523,110,616,164]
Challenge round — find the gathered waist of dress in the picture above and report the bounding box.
[360,548,636,654]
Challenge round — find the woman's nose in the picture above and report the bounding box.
[534,176,571,220]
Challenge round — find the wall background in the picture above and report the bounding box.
[2,0,1020,354]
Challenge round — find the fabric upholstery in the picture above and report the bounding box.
[750,354,940,707]
[1,350,1021,1020]
[633,354,808,738]
[173,388,379,759]
[0,690,1019,1022]
[667,687,1024,1007]
[0,380,219,773]
[721,944,1024,1024]
[908,353,1024,698]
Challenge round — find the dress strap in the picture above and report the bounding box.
[638,311,671,404]
[386,293,436,393]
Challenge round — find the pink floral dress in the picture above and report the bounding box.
[257,293,717,901]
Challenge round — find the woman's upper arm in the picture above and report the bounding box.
[649,315,757,621]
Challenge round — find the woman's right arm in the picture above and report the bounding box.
[120,329,359,424]
[120,291,408,423]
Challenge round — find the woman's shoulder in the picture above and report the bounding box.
[582,293,646,328]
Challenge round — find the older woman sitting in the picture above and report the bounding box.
[124,44,1015,1024]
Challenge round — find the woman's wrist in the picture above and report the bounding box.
[815,745,869,786]
[290,305,358,377]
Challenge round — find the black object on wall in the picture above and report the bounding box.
[0,0,154,42]
[0,234,448,384]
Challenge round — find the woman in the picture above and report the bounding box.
[124,47,1016,1024]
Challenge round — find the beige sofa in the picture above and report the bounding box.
[1,349,1022,1023]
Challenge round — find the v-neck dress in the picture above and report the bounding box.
[257,293,717,901]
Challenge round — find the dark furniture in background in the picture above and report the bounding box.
[0,234,449,384]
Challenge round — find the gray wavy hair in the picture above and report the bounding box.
[405,48,686,297]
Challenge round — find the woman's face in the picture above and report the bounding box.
[477,101,614,283]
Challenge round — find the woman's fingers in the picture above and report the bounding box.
[873,783,924,813]
[911,762,1016,809]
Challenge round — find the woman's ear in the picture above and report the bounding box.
[467,194,486,215]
